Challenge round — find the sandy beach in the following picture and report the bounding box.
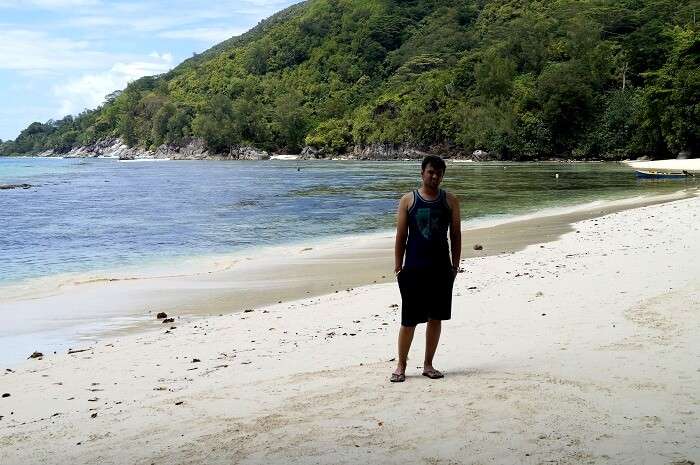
[1,189,695,365]
[1,194,699,464]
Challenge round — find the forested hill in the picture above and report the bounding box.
[1,0,698,160]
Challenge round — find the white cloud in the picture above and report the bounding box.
[149,51,172,61]
[52,53,173,116]
[0,28,120,72]
[0,0,99,9]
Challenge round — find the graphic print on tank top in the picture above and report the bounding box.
[415,206,446,241]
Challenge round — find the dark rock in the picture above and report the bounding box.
[156,312,167,319]
[351,143,430,161]
[300,146,323,159]
[1,393,9,398]
[175,401,184,405]
[162,318,174,324]
[28,351,43,359]
[473,244,484,251]
[230,146,269,160]
[192,358,201,363]
[91,413,97,418]
[243,309,254,313]
[0,183,32,190]
[67,348,91,354]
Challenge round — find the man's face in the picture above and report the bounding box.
[421,163,444,190]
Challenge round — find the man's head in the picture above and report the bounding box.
[421,155,446,190]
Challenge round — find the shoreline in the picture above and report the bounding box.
[1,192,698,464]
[1,153,653,163]
[0,188,696,367]
[0,138,655,162]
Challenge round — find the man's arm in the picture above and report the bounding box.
[448,193,461,275]
[394,194,410,275]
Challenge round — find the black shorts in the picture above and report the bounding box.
[397,266,455,327]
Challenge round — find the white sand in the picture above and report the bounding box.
[625,158,700,174]
[1,196,699,464]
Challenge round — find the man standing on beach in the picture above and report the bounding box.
[391,155,461,382]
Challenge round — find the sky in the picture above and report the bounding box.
[0,0,299,141]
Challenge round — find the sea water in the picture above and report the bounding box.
[0,157,690,286]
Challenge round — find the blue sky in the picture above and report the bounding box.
[0,0,298,141]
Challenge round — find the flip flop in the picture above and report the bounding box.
[422,369,444,379]
[390,372,406,383]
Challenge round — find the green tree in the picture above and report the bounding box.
[640,26,699,155]
[191,94,240,152]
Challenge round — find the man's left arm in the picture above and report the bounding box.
[448,193,461,277]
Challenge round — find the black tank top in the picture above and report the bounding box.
[404,189,452,270]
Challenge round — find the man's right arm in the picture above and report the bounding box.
[394,194,409,275]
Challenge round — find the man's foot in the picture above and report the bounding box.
[390,363,407,383]
[422,367,444,379]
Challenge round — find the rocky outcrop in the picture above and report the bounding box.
[300,143,471,160]
[35,138,269,161]
[350,143,432,160]
[153,139,209,160]
[299,143,431,160]
[0,183,32,190]
[35,138,143,159]
[230,146,269,160]
[300,146,323,159]
[30,138,507,162]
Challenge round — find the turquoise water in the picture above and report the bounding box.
[0,157,691,285]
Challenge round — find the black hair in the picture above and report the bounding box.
[421,155,446,173]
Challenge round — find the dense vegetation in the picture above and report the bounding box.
[1,0,698,159]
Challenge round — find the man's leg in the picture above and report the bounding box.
[394,325,416,375]
[424,319,441,372]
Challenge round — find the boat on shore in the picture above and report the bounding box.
[624,159,699,179]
